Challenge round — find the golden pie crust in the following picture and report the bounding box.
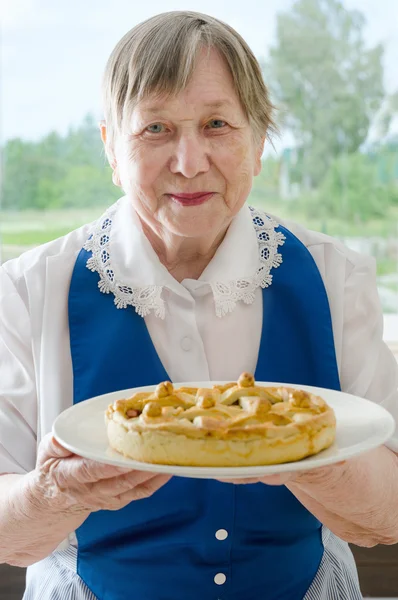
[105,373,336,467]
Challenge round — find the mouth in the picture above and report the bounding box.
[167,192,214,206]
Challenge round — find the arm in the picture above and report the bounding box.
[287,254,398,546]
[287,446,398,547]
[229,253,398,546]
[0,264,90,566]
[0,435,170,568]
[0,266,169,567]
[0,266,38,476]
[0,436,96,567]
[0,471,89,567]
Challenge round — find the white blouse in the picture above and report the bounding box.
[1,197,394,600]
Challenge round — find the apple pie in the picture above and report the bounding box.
[105,373,336,467]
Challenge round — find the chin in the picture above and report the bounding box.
[163,201,226,238]
[166,218,212,239]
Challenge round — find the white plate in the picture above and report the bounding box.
[52,381,396,479]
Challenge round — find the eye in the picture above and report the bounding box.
[207,119,227,129]
[146,123,166,134]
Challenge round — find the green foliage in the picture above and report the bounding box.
[267,0,384,186]
[1,228,76,246]
[1,0,396,248]
[318,152,396,220]
[273,152,398,228]
[251,155,280,203]
[373,91,398,139]
[2,114,120,210]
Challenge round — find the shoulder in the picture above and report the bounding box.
[1,221,93,299]
[258,211,382,381]
[266,211,375,283]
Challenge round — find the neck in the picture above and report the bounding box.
[141,222,229,282]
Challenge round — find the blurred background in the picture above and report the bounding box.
[1,0,398,317]
[1,1,398,322]
[1,2,398,597]
[2,0,398,329]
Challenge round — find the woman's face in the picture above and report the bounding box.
[113,48,264,241]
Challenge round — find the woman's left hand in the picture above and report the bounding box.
[218,448,398,547]
[217,461,346,486]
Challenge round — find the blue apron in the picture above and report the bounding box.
[68,213,340,600]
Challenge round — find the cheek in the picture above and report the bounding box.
[119,145,165,192]
[214,137,255,189]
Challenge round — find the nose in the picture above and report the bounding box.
[169,132,210,178]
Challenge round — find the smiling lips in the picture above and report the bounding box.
[168,192,214,206]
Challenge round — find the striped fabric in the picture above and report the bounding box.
[22,527,363,599]
[304,527,363,599]
[23,547,97,600]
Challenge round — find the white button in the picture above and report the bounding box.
[215,529,228,541]
[180,336,193,351]
[214,573,227,585]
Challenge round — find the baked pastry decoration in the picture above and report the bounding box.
[105,373,336,467]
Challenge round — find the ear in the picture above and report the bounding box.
[99,120,121,187]
[99,119,107,144]
[112,170,122,187]
[254,136,266,176]
[99,120,115,165]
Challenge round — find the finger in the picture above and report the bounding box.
[50,436,75,457]
[76,458,138,482]
[37,433,75,461]
[39,434,134,476]
[112,474,171,509]
[92,469,165,497]
[57,456,138,485]
[57,470,168,512]
[217,478,261,485]
[89,474,171,511]
[260,473,295,485]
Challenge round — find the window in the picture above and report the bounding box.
[1,0,397,349]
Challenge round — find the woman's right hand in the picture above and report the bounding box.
[28,433,171,517]
[1,434,171,567]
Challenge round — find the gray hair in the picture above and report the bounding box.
[102,11,277,157]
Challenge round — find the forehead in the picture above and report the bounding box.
[135,49,242,116]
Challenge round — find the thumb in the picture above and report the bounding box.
[50,435,75,458]
[38,432,75,461]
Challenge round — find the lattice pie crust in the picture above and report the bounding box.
[105,373,336,467]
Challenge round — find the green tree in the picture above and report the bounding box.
[3,137,66,209]
[372,91,398,140]
[57,164,118,208]
[2,139,36,210]
[251,155,280,205]
[65,114,106,170]
[319,152,391,220]
[1,113,117,210]
[267,0,384,186]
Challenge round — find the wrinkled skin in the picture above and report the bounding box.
[31,433,170,513]
[1,434,170,567]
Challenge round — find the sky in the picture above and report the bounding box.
[1,0,397,144]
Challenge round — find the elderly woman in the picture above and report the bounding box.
[1,10,398,600]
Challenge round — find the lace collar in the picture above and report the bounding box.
[84,200,285,318]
